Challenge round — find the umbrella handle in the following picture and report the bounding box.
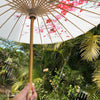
[27,16,35,100]
[28,17,34,90]
[29,16,36,88]
[27,90,32,100]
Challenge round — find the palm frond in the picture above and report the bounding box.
[80,33,100,61]
[12,81,23,93]
[18,67,28,80]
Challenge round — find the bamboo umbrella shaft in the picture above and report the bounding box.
[29,17,34,90]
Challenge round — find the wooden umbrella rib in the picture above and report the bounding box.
[7,14,22,39]
[58,2,100,16]
[25,0,31,8]
[34,1,90,37]
[46,13,64,42]
[40,0,100,28]
[34,0,37,7]
[7,0,28,12]
[6,0,18,7]
[43,3,83,36]
[38,3,54,13]
[58,7,96,27]
[14,0,29,11]
[0,8,13,16]
[28,0,32,7]
[34,0,38,7]
[12,0,23,5]
[16,0,29,9]
[0,1,30,28]
[36,1,56,14]
[36,0,41,5]
[0,3,11,8]
[53,9,85,33]
[41,15,53,44]
[87,0,100,3]
[31,0,34,8]
[38,0,48,7]
[16,0,26,4]
[0,11,17,28]
[37,17,42,44]
[50,12,74,38]
[37,0,44,7]
[0,2,29,28]
[50,3,96,27]
[4,0,22,11]
[19,16,26,42]
[38,0,46,5]
[20,0,29,7]
[37,2,56,16]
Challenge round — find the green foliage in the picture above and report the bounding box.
[68,44,95,84]
[34,79,49,100]
[0,94,13,100]
[93,60,100,88]
[34,64,84,100]
[49,65,83,99]
[0,94,7,100]
[12,81,23,93]
[83,84,100,100]
[80,32,100,61]
[0,66,7,74]
[11,65,43,94]
[11,67,28,93]
[91,89,100,100]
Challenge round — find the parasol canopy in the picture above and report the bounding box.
[0,0,100,44]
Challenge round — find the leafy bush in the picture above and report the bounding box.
[34,65,84,100]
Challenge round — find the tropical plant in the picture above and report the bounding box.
[80,32,100,61]
[11,67,28,93]
[33,64,84,100]
[93,60,100,88]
